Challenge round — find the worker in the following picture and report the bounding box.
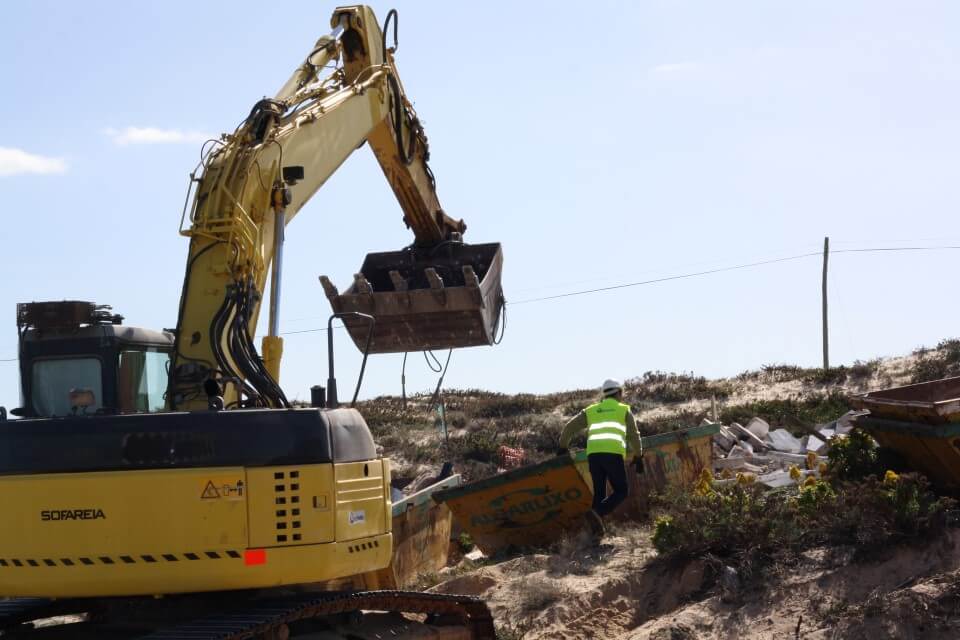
[558,378,642,536]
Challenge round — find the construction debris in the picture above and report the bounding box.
[714,425,739,451]
[745,417,770,440]
[728,422,770,452]
[711,414,839,479]
[768,428,804,453]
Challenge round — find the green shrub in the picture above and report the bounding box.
[650,473,954,573]
[449,430,501,463]
[471,394,556,418]
[794,478,836,516]
[649,483,798,563]
[719,392,849,427]
[642,410,709,436]
[827,429,881,481]
[802,367,849,385]
[458,532,476,553]
[652,515,683,554]
[628,371,734,404]
[848,359,882,380]
[911,339,960,383]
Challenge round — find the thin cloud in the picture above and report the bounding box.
[103,126,212,145]
[0,147,67,177]
[650,62,700,75]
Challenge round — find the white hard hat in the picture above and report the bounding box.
[601,379,623,396]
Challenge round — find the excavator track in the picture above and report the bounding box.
[0,591,495,640]
[0,599,59,630]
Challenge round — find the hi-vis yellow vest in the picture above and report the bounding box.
[585,397,630,458]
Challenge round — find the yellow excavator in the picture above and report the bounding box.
[0,5,501,638]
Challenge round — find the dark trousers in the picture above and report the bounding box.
[588,452,629,517]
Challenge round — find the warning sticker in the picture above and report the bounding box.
[348,510,366,525]
[200,478,245,501]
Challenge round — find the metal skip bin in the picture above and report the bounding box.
[320,242,504,354]
[852,376,960,489]
[432,456,593,555]
[574,423,718,517]
[376,475,462,589]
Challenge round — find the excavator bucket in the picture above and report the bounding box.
[321,242,504,354]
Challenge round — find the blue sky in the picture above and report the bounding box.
[2,1,959,412]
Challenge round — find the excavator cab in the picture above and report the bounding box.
[14,301,173,418]
[321,241,504,354]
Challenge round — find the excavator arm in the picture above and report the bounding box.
[168,6,503,411]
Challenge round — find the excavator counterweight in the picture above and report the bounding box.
[322,242,503,353]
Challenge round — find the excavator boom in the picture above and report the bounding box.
[169,5,504,410]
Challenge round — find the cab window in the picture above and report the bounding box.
[31,358,103,417]
[118,350,170,413]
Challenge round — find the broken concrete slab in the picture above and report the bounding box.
[729,422,769,452]
[767,428,805,453]
[757,469,795,488]
[758,468,821,488]
[727,441,755,458]
[713,426,738,451]
[465,548,486,562]
[714,458,764,473]
[746,417,770,440]
[806,434,827,454]
[765,450,824,469]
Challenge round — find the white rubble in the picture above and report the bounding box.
[767,428,805,453]
[756,469,794,488]
[465,548,486,562]
[745,417,770,440]
[714,458,763,473]
[757,468,819,488]
[727,441,754,458]
[806,434,828,454]
[712,426,738,451]
[729,422,769,452]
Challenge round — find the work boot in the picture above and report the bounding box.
[584,509,605,539]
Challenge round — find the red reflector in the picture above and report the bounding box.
[244,549,267,566]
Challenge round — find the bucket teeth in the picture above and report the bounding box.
[318,275,338,299]
[424,268,444,290]
[462,265,480,288]
[353,273,373,294]
[389,270,408,292]
[323,241,503,353]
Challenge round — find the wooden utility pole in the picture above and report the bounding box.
[822,236,830,370]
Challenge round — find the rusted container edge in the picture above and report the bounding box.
[851,376,960,424]
[855,416,960,439]
[392,474,462,518]
[432,456,571,504]
[572,423,720,463]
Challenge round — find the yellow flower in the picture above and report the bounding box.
[884,470,899,486]
[789,465,802,481]
[806,451,818,470]
[818,461,828,475]
[736,472,756,485]
[695,467,715,496]
[720,468,733,479]
[803,475,818,488]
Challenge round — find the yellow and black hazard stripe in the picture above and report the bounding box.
[346,539,381,554]
[0,550,243,568]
